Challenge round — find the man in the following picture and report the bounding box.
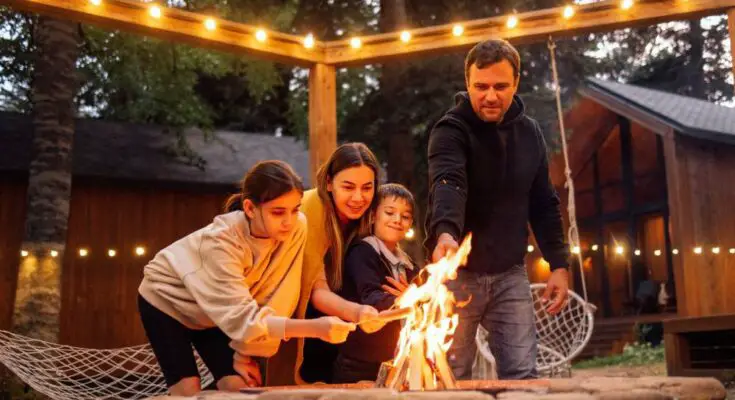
[424,39,570,380]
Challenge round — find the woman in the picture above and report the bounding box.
[138,160,356,396]
[269,143,387,385]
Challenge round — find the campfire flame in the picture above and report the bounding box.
[377,234,472,391]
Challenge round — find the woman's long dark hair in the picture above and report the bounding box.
[224,160,304,212]
[316,143,380,290]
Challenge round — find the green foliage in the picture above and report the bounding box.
[0,7,35,113]
[0,369,46,400]
[573,342,666,369]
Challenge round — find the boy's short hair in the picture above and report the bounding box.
[377,183,415,214]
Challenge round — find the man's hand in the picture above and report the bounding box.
[542,268,569,315]
[432,233,459,263]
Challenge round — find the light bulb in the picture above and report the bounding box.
[694,246,703,254]
[452,24,464,36]
[50,250,59,258]
[673,248,679,255]
[615,246,624,255]
[654,249,662,256]
[506,15,519,29]
[563,5,575,19]
[303,33,315,49]
[634,249,641,256]
[149,5,161,19]
[405,228,415,240]
[108,249,117,257]
[400,30,411,43]
[350,37,362,49]
[729,248,735,254]
[204,18,216,31]
[621,0,634,10]
[135,246,146,256]
[591,244,599,251]
[527,245,535,253]
[79,248,89,257]
[89,0,101,6]
[255,29,267,42]
[571,246,580,254]
[712,247,720,254]
[21,250,29,257]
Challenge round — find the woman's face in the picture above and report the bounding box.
[328,165,375,224]
[373,196,413,246]
[244,189,303,241]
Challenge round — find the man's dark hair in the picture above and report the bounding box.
[464,39,521,82]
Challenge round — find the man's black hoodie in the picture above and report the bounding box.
[424,92,569,274]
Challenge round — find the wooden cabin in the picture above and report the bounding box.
[535,79,735,367]
[0,112,309,348]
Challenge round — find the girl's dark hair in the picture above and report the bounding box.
[224,160,304,212]
[377,183,415,214]
[316,142,380,290]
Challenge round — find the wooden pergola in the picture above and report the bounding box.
[4,0,734,181]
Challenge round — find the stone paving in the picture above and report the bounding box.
[145,377,728,400]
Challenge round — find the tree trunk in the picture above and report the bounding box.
[688,18,705,99]
[13,16,79,342]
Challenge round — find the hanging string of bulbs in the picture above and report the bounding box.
[526,244,735,256]
[20,246,148,258]
[82,0,641,50]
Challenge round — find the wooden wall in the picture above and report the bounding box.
[0,177,27,330]
[664,134,735,317]
[58,180,229,348]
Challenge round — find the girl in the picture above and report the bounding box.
[333,183,419,383]
[137,160,356,396]
[269,143,387,385]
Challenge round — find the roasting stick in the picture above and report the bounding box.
[356,307,413,325]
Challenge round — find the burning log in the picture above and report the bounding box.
[373,235,472,391]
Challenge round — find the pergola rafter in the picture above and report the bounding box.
[2,0,734,179]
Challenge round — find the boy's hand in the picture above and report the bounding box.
[382,275,409,298]
[314,316,356,343]
[355,305,386,333]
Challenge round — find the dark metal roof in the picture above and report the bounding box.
[584,78,735,145]
[0,112,310,187]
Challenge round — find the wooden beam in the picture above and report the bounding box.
[728,8,735,91]
[592,154,612,317]
[2,0,325,66]
[324,0,735,66]
[308,63,337,183]
[657,135,676,289]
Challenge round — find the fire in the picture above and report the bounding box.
[377,234,472,391]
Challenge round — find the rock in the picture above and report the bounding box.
[631,377,727,400]
[255,389,340,400]
[595,389,672,400]
[319,388,400,399]
[402,391,494,399]
[497,392,593,400]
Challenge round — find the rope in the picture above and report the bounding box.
[547,36,589,304]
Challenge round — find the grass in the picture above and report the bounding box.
[573,342,665,370]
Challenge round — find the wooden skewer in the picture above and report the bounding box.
[357,307,413,325]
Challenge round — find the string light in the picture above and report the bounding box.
[303,33,315,49]
[506,15,519,29]
[204,18,217,31]
[50,250,59,258]
[712,247,720,254]
[89,0,101,6]
[405,228,415,240]
[452,24,464,36]
[615,245,624,255]
[79,248,89,257]
[694,246,703,255]
[108,249,117,258]
[729,248,735,254]
[672,248,679,255]
[135,246,146,256]
[400,30,412,43]
[634,249,641,256]
[654,249,661,256]
[527,245,534,253]
[562,5,575,19]
[571,246,581,254]
[621,0,634,9]
[591,244,599,251]
[20,250,29,257]
[255,29,267,42]
[148,5,161,19]
[350,37,362,49]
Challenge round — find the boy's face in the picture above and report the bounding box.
[373,196,413,245]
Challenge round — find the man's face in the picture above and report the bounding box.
[466,60,519,123]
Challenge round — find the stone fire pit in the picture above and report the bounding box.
[147,377,728,399]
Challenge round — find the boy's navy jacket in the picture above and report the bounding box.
[338,238,420,363]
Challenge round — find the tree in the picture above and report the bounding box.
[12,16,79,342]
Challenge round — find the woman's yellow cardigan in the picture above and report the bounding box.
[265,188,331,385]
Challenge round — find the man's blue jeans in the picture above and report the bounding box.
[446,264,538,380]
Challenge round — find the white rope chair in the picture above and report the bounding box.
[0,330,213,400]
[474,283,596,378]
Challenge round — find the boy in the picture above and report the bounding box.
[333,183,419,383]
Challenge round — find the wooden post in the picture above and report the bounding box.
[656,135,675,294]
[729,9,735,93]
[618,116,639,299]
[592,153,612,317]
[308,63,337,183]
